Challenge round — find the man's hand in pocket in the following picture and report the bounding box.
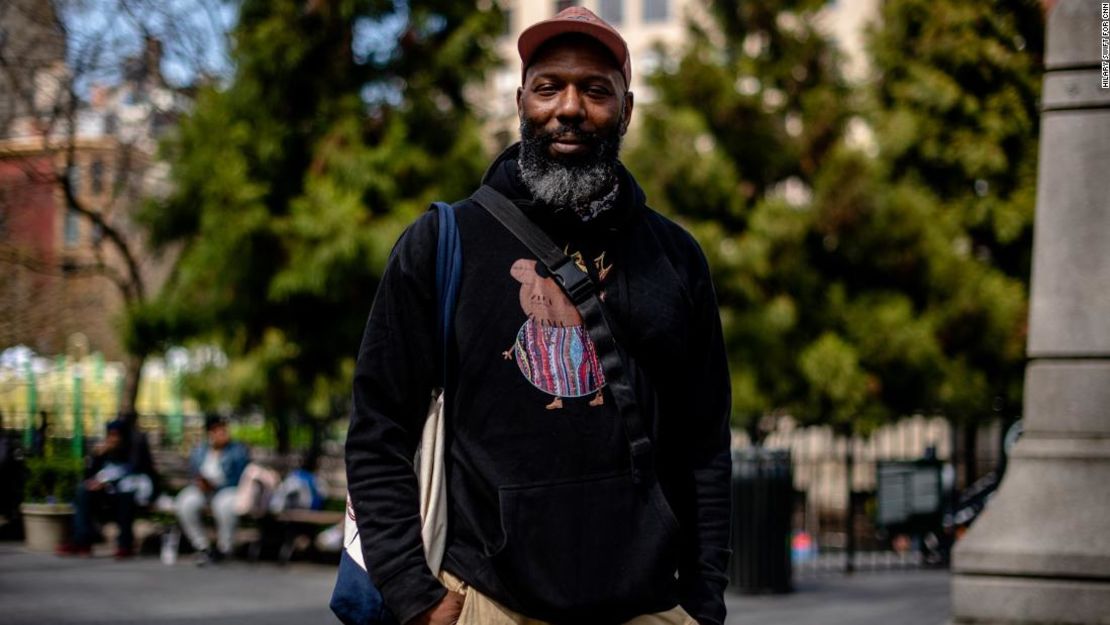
[410,591,465,625]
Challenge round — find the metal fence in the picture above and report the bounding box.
[732,415,1003,576]
[0,353,194,449]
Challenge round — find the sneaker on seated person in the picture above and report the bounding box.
[194,546,226,567]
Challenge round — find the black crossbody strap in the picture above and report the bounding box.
[471,184,654,484]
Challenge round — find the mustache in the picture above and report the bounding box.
[535,124,600,145]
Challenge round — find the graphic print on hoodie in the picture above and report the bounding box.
[501,251,612,410]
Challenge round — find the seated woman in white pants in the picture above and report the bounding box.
[174,415,250,565]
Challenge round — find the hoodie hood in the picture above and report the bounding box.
[479,142,647,238]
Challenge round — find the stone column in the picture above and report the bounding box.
[949,1,1110,623]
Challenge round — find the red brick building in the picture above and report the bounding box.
[1,1,184,359]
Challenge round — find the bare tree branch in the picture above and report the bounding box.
[0,244,132,298]
[1,0,233,412]
[58,164,146,303]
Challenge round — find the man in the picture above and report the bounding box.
[347,7,731,625]
[174,414,250,565]
[58,417,158,558]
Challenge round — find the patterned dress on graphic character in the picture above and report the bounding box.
[504,258,606,409]
[513,320,604,398]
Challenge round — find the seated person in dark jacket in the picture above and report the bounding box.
[174,415,250,565]
[58,418,157,558]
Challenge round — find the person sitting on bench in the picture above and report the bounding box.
[58,417,157,559]
[174,415,249,565]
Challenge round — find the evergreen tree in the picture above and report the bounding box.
[626,0,858,434]
[865,0,1043,426]
[142,0,501,449]
[626,0,1044,435]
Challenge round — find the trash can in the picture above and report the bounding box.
[729,447,793,594]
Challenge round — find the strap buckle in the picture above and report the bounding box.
[551,258,594,305]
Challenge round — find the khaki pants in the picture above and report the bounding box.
[438,570,697,625]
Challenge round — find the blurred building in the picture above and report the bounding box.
[0,0,66,137]
[0,0,186,360]
[481,0,880,150]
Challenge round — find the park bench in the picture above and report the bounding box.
[149,446,347,562]
[268,508,345,564]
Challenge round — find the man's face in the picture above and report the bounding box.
[517,37,632,163]
[208,424,230,450]
[514,36,633,212]
[104,430,121,452]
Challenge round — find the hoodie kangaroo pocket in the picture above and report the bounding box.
[488,471,680,623]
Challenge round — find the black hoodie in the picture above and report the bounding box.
[346,144,731,625]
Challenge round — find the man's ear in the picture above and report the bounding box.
[516,86,524,120]
[620,90,634,136]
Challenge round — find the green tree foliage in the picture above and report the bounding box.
[627,0,1043,435]
[867,0,1044,426]
[627,0,856,434]
[143,0,501,449]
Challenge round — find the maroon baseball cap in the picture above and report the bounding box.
[517,6,631,87]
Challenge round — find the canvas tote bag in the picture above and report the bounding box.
[331,201,461,625]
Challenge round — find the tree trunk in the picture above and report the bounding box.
[845,436,856,575]
[118,353,143,417]
[266,384,291,454]
[962,422,978,490]
[309,418,324,464]
[275,411,290,455]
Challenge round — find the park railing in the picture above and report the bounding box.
[731,415,1004,580]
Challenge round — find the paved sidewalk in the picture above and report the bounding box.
[726,569,950,625]
[0,544,335,625]
[0,543,949,625]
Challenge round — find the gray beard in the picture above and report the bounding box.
[517,121,622,222]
